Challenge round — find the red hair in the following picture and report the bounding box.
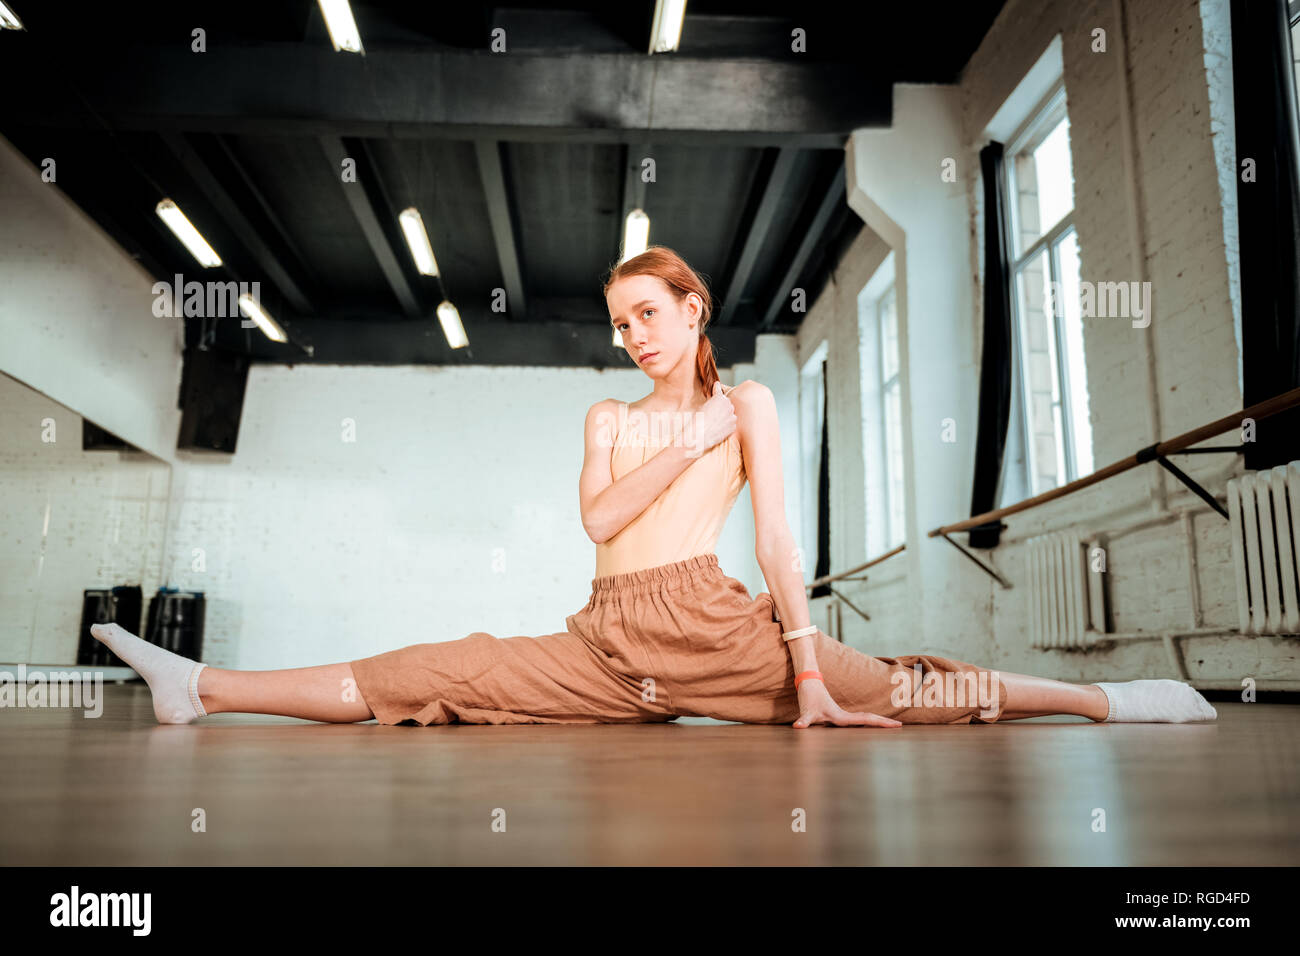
[603,246,720,396]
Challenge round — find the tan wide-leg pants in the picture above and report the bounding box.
[349,553,1007,726]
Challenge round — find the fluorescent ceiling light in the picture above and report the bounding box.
[318,0,364,54]
[648,0,687,54]
[620,208,649,264]
[436,300,468,349]
[0,2,25,30]
[238,294,287,344]
[155,199,222,268]
[398,207,439,276]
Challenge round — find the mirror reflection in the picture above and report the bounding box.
[0,371,176,674]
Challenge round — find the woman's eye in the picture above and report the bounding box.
[643,309,654,319]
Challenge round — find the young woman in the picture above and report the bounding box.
[92,246,1217,728]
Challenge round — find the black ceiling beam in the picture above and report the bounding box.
[474,139,527,320]
[524,296,618,324]
[213,134,323,310]
[318,135,423,318]
[1,44,890,147]
[202,311,762,368]
[118,133,316,357]
[759,163,847,332]
[106,131,286,315]
[159,130,316,315]
[717,146,800,326]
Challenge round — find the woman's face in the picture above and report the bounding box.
[607,274,701,379]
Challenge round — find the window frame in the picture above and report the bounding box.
[876,284,904,549]
[1004,80,1089,492]
[856,251,904,559]
[800,340,829,574]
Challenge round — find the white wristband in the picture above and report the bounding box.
[782,624,818,642]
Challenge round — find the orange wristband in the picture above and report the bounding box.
[795,670,823,689]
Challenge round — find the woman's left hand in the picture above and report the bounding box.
[793,679,903,729]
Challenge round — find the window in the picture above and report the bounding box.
[800,341,828,577]
[878,287,905,548]
[1006,82,1094,496]
[858,255,904,556]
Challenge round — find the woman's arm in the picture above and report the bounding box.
[578,398,702,545]
[731,382,818,659]
[732,381,901,729]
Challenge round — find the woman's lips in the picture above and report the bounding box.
[639,352,659,363]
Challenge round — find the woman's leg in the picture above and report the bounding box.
[91,622,374,724]
[996,669,1110,721]
[348,633,677,726]
[93,619,670,726]
[197,664,374,723]
[728,628,1112,725]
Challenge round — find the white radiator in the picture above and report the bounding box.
[1228,461,1300,635]
[1026,531,1108,649]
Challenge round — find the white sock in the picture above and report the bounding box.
[1093,679,1217,723]
[90,622,207,724]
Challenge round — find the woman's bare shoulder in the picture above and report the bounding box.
[724,379,772,405]
[586,396,625,415]
[582,397,626,432]
[723,380,775,440]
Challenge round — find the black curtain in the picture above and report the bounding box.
[812,359,831,598]
[1232,0,1300,468]
[968,141,1015,548]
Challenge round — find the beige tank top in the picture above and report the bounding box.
[594,384,748,578]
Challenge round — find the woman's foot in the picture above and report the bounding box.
[90,622,208,724]
[1092,679,1218,723]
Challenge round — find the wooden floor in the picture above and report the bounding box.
[1,683,1296,865]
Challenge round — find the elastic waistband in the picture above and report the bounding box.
[591,553,720,593]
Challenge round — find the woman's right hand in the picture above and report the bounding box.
[688,382,737,456]
[793,679,904,729]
